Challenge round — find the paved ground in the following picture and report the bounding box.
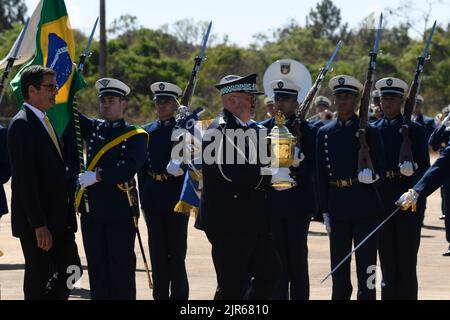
[1,178,449,300]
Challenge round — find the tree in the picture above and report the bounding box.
[0,0,27,31]
[306,0,345,41]
[108,14,139,36]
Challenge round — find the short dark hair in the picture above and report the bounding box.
[20,65,56,100]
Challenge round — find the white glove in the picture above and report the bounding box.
[166,159,184,177]
[323,213,331,234]
[292,147,305,168]
[78,171,98,188]
[399,161,417,177]
[358,168,380,184]
[271,167,295,191]
[396,189,419,212]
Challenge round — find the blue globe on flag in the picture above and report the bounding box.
[46,33,72,89]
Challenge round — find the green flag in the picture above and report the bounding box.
[11,0,86,137]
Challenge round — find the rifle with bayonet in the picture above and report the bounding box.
[0,18,30,105]
[177,21,212,123]
[294,40,342,147]
[398,21,437,168]
[357,13,383,175]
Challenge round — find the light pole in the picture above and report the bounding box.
[99,0,107,77]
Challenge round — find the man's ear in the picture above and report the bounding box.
[121,98,128,110]
[28,84,38,97]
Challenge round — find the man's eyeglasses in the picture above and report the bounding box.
[40,84,59,92]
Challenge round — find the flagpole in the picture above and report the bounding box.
[73,18,99,214]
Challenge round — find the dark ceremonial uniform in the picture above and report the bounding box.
[413,114,435,224]
[428,123,450,245]
[260,115,317,300]
[369,115,379,123]
[374,115,430,300]
[76,114,147,300]
[309,118,328,223]
[137,117,189,300]
[197,108,279,300]
[316,115,385,300]
[414,145,450,214]
[415,114,436,143]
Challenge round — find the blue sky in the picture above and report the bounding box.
[25,0,450,46]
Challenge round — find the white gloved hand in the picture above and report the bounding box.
[399,161,417,177]
[396,189,419,212]
[78,171,98,188]
[292,147,305,168]
[358,168,380,184]
[166,159,184,177]
[271,167,295,191]
[323,213,331,234]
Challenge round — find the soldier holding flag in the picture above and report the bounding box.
[72,78,148,300]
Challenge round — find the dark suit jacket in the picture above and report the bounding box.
[197,109,271,234]
[0,125,10,216]
[7,105,76,238]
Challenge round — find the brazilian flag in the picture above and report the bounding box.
[11,0,85,137]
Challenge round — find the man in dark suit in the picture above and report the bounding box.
[196,74,282,300]
[0,124,10,218]
[7,65,81,300]
[0,124,11,258]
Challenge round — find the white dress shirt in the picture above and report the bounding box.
[24,102,54,137]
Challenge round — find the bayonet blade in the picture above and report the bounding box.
[84,17,99,58]
[373,13,383,54]
[78,17,99,72]
[198,21,212,60]
[325,40,342,71]
[11,18,30,60]
[422,20,437,59]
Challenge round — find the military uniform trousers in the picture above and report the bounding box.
[81,216,136,300]
[205,231,280,300]
[143,209,189,300]
[19,229,81,300]
[440,178,450,243]
[330,216,378,300]
[270,214,311,300]
[377,177,423,300]
[378,208,421,300]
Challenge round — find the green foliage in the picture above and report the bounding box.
[1,6,449,124]
[0,0,26,31]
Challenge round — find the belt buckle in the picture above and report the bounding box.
[338,179,347,188]
[337,178,352,188]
